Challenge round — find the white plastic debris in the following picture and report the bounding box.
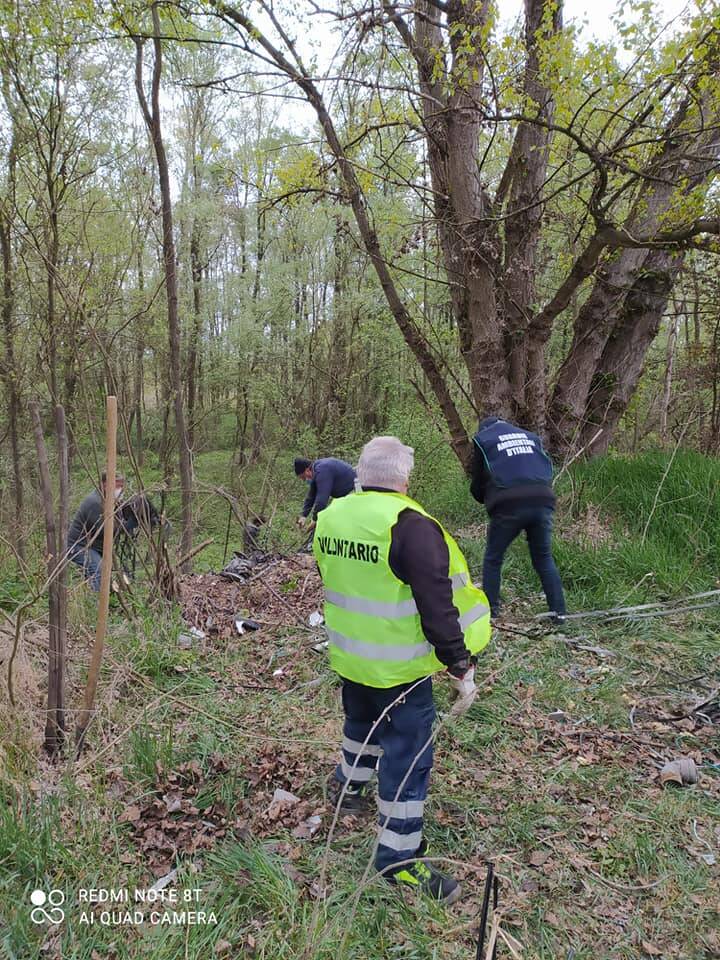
[271,788,300,806]
[148,868,178,894]
[177,633,193,650]
[308,611,324,628]
[292,815,323,839]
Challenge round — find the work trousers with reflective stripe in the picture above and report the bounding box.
[335,676,435,873]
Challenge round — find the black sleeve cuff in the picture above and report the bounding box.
[447,659,470,678]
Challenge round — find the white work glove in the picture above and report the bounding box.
[448,666,477,716]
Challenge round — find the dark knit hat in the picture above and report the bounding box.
[294,457,312,476]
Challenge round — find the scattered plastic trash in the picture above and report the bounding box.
[292,815,322,839]
[660,756,699,787]
[178,624,206,649]
[220,551,272,583]
[308,611,324,628]
[271,788,300,805]
[268,789,300,818]
[312,640,329,653]
[272,667,285,677]
[235,617,261,635]
[149,868,178,893]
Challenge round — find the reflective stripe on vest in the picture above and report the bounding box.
[459,601,490,631]
[327,629,432,662]
[324,571,470,619]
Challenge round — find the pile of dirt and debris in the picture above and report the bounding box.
[178,552,323,640]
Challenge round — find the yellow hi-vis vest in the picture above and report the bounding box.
[313,490,491,688]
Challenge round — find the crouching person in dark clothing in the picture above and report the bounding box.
[471,417,566,622]
[68,472,124,591]
[294,456,356,530]
[314,436,491,903]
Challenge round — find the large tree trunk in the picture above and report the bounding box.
[134,4,193,566]
[549,82,720,452]
[578,250,684,455]
[502,0,562,431]
[412,0,508,417]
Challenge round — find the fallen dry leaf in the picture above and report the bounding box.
[642,941,663,956]
[529,850,551,867]
[118,805,141,824]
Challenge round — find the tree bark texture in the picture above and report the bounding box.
[29,401,66,754]
[134,4,194,565]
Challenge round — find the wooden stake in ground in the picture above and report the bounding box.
[75,395,117,752]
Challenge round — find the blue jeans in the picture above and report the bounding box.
[483,505,565,616]
[335,677,435,873]
[69,544,103,592]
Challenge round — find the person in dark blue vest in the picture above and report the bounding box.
[470,417,566,623]
[294,456,357,530]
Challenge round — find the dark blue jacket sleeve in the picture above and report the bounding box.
[301,479,317,518]
[470,443,488,504]
[311,464,334,515]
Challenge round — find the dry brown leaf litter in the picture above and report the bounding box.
[116,757,234,876]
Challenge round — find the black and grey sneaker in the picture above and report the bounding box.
[387,859,462,904]
[550,613,567,628]
[327,776,370,812]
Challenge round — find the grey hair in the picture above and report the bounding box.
[357,436,414,490]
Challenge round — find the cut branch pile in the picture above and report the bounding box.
[178,552,322,638]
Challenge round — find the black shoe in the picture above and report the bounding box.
[387,859,462,904]
[327,776,370,812]
[550,613,567,628]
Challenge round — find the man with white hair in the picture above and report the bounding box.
[313,436,491,903]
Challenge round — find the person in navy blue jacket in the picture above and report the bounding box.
[294,456,356,529]
[470,417,566,622]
